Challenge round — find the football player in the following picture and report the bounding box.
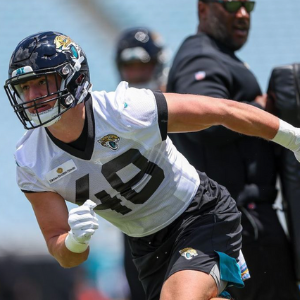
[5,31,300,300]
[115,27,168,91]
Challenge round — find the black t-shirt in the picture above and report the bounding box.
[167,33,277,203]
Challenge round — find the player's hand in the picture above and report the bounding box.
[272,120,300,163]
[65,200,99,253]
[68,199,99,244]
[291,129,300,163]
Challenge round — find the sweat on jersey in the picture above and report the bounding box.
[14,81,200,237]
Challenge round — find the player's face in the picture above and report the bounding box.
[206,1,251,51]
[120,61,156,84]
[19,74,61,114]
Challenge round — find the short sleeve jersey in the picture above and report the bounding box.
[14,81,200,237]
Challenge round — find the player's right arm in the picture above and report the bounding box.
[25,191,89,268]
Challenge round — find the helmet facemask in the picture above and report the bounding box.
[5,66,73,129]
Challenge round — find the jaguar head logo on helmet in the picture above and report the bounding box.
[4,31,92,129]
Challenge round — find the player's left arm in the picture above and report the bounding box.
[165,93,300,160]
[165,93,277,138]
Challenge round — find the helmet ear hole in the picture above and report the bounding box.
[75,74,85,85]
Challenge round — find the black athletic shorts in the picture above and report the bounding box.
[127,171,244,300]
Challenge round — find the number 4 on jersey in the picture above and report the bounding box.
[75,149,165,215]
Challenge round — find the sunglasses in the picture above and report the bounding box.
[201,1,255,13]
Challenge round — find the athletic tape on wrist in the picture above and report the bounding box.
[65,232,89,253]
[271,119,299,151]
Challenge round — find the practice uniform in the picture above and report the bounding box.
[15,81,247,299]
[167,33,300,300]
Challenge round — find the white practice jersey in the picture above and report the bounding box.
[15,81,200,237]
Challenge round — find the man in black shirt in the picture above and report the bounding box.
[167,1,300,299]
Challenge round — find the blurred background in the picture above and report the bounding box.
[0,0,300,299]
